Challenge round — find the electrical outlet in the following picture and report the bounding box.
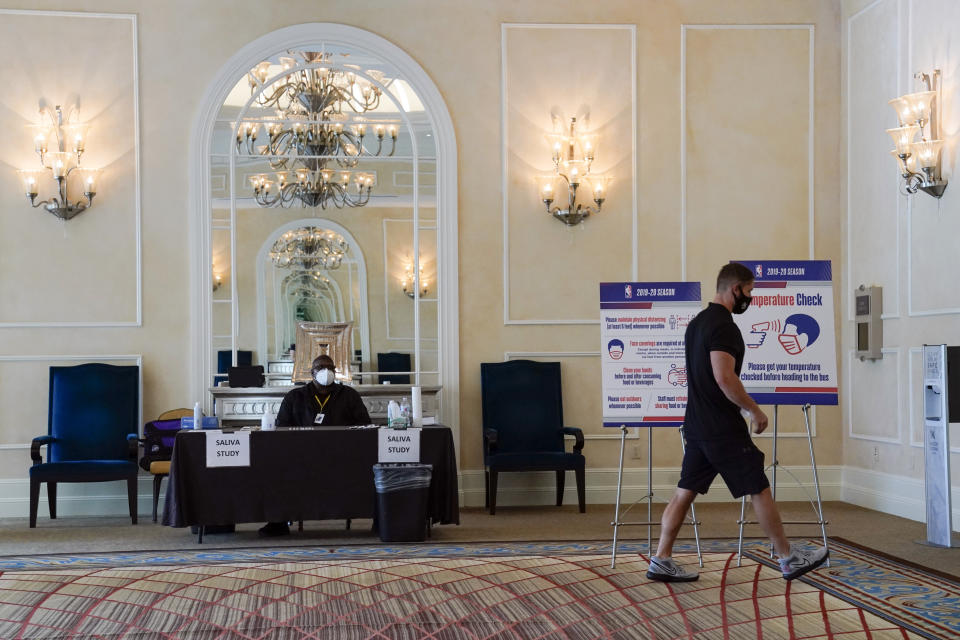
[632,445,644,459]
[873,446,880,464]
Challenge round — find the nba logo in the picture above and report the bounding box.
[755,264,763,278]
[624,284,632,299]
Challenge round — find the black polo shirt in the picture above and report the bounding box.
[683,303,748,440]
[275,382,371,427]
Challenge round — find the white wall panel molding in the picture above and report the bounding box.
[906,205,960,316]
[902,0,960,317]
[681,24,815,283]
[845,0,902,322]
[383,218,439,342]
[501,24,637,326]
[846,347,902,443]
[0,354,144,446]
[0,10,142,329]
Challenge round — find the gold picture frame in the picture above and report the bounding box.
[292,322,353,383]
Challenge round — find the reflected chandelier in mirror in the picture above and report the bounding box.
[237,50,398,209]
[270,227,349,270]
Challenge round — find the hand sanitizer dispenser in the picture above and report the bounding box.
[921,344,959,547]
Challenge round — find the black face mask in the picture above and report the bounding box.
[732,286,752,314]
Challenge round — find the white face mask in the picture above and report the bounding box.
[314,369,335,386]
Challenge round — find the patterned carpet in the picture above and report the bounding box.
[0,539,955,639]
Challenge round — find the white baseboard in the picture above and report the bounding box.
[459,466,844,508]
[6,466,954,531]
[841,466,960,531]
[0,476,161,520]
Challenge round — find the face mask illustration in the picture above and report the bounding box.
[777,313,821,355]
[778,329,806,355]
[607,339,624,360]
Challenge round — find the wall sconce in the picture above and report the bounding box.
[887,70,947,198]
[212,271,224,292]
[17,104,100,220]
[537,116,608,226]
[400,262,428,299]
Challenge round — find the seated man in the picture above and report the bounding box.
[259,354,372,537]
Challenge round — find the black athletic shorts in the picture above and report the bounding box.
[678,437,770,499]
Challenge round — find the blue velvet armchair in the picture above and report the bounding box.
[29,363,140,528]
[480,360,585,515]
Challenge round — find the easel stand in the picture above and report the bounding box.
[736,404,829,567]
[610,425,703,569]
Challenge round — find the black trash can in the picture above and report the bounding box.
[373,463,432,542]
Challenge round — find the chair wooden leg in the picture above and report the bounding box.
[47,482,57,519]
[127,476,138,525]
[152,475,163,523]
[489,470,498,515]
[29,478,40,528]
[555,470,565,507]
[575,467,586,513]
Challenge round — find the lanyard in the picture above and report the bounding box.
[314,393,331,412]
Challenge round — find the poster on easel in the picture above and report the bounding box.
[730,260,838,406]
[600,282,702,427]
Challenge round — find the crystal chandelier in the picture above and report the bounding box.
[269,228,349,270]
[237,51,398,209]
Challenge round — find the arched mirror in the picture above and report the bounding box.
[208,36,439,391]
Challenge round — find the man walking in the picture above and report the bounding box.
[646,263,829,582]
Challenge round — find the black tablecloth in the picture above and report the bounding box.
[162,426,459,527]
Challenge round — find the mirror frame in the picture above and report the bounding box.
[189,23,459,442]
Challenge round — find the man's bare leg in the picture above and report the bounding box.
[654,488,697,559]
[750,487,791,557]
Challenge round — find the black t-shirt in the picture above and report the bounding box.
[683,303,748,440]
[275,382,371,427]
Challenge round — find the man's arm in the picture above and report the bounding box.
[709,351,768,433]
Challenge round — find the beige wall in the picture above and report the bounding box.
[0,0,844,514]
[843,0,960,526]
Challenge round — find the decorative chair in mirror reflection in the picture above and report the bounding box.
[480,360,586,515]
[29,363,140,528]
[378,352,411,384]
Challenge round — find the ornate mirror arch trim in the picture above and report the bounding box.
[189,23,459,443]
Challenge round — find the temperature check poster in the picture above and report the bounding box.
[730,260,838,405]
[600,282,702,427]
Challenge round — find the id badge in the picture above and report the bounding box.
[315,413,325,424]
